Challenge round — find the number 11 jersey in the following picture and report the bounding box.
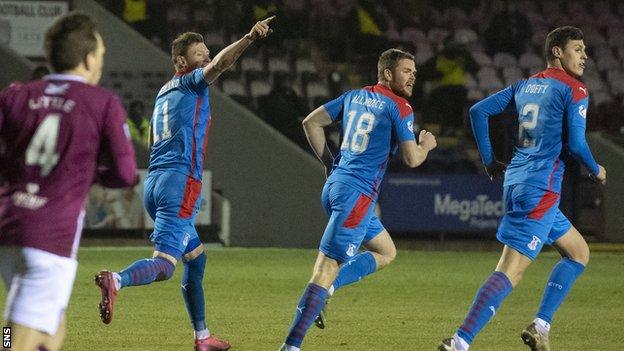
[149,68,211,180]
[323,84,416,197]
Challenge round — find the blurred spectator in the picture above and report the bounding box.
[122,0,149,35]
[31,65,50,81]
[258,74,308,147]
[252,0,278,21]
[348,0,390,59]
[484,4,532,57]
[420,44,476,135]
[127,100,150,145]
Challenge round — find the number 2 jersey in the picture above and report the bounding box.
[470,67,599,194]
[148,68,211,180]
[323,84,416,198]
[0,75,137,258]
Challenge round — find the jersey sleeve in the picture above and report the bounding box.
[180,68,209,93]
[96,94,138,188]
[469,84,515,166]
[565,90,599,175]
[390,103,416,143]
[322,92,347,122]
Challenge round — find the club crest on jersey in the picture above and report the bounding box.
[527,236,541,251]
[407,120,414,132]
[578,105,587,119]
[182,232,191,246]
[346,243,356,257]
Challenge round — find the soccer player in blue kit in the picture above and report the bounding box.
[439,26,606,351]
[278,49,438,351]
[94,16,275,351]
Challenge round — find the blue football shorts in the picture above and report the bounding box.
[497,183,572,261]
[319,181,384,263]
[143,170,203,260]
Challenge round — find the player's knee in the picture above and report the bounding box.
[154,257,176,281]
[311,265,339,287]
[570,244,590,266]
[376,248,396,269]
[185,252,207,274]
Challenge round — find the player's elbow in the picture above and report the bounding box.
[468,104,482,121]
[567,139,587,158]
[402,153,423,168]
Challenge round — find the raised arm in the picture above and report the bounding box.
[302,106,334,175]
[203,16,275,84]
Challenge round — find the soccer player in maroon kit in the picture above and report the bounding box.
[0,12,137,351]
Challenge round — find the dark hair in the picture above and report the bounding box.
[31,65,50,81]
[377,48,415,81]
[545,26,584,62]
[44,12,98,73]
[171,32,204,67]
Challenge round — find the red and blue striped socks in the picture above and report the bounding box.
[457,271,513,345]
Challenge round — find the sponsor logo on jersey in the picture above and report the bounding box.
[578,105,587,119]
[407,120,414,132]
[527,235,541,251]
[44,83,69,95]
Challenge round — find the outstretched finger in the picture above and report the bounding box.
[262,15,276,24]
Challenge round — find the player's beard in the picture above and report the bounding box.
[391,81,412,98]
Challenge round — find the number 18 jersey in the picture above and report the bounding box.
[323,84,415,197]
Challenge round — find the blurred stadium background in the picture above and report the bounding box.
[1,0,624,349]
[2,0,622,247]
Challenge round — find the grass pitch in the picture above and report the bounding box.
[2,247,623,350]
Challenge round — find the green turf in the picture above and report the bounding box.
[2,247,624,350]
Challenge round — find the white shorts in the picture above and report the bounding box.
[0,246,78,335]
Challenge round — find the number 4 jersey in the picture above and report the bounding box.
[323,84,416,197]
[470,67,599,194]
[0,75,137,258]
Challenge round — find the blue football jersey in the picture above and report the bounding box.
[471,68,599,193]
[323,84,416,197]
[148,68,211,180]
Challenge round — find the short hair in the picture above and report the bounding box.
[171,32,204,66]
[377,48,415,81]
[545,26,584,63]
[44,12,98,73]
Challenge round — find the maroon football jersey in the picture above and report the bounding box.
[0,74,137,258]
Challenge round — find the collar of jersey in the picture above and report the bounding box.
[43,74,87,83]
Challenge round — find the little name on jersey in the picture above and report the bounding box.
[29,96,75,113]
[524,84,549,94]
[351,95,386,110]
[158,78,180,96]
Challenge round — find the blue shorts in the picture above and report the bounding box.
[497,184,572,261]
[319,181,384,263]
[143,170,203,260]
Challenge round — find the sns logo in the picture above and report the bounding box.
[578,105,587,119]
[346,243,356,257]
[527,236,541,251]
